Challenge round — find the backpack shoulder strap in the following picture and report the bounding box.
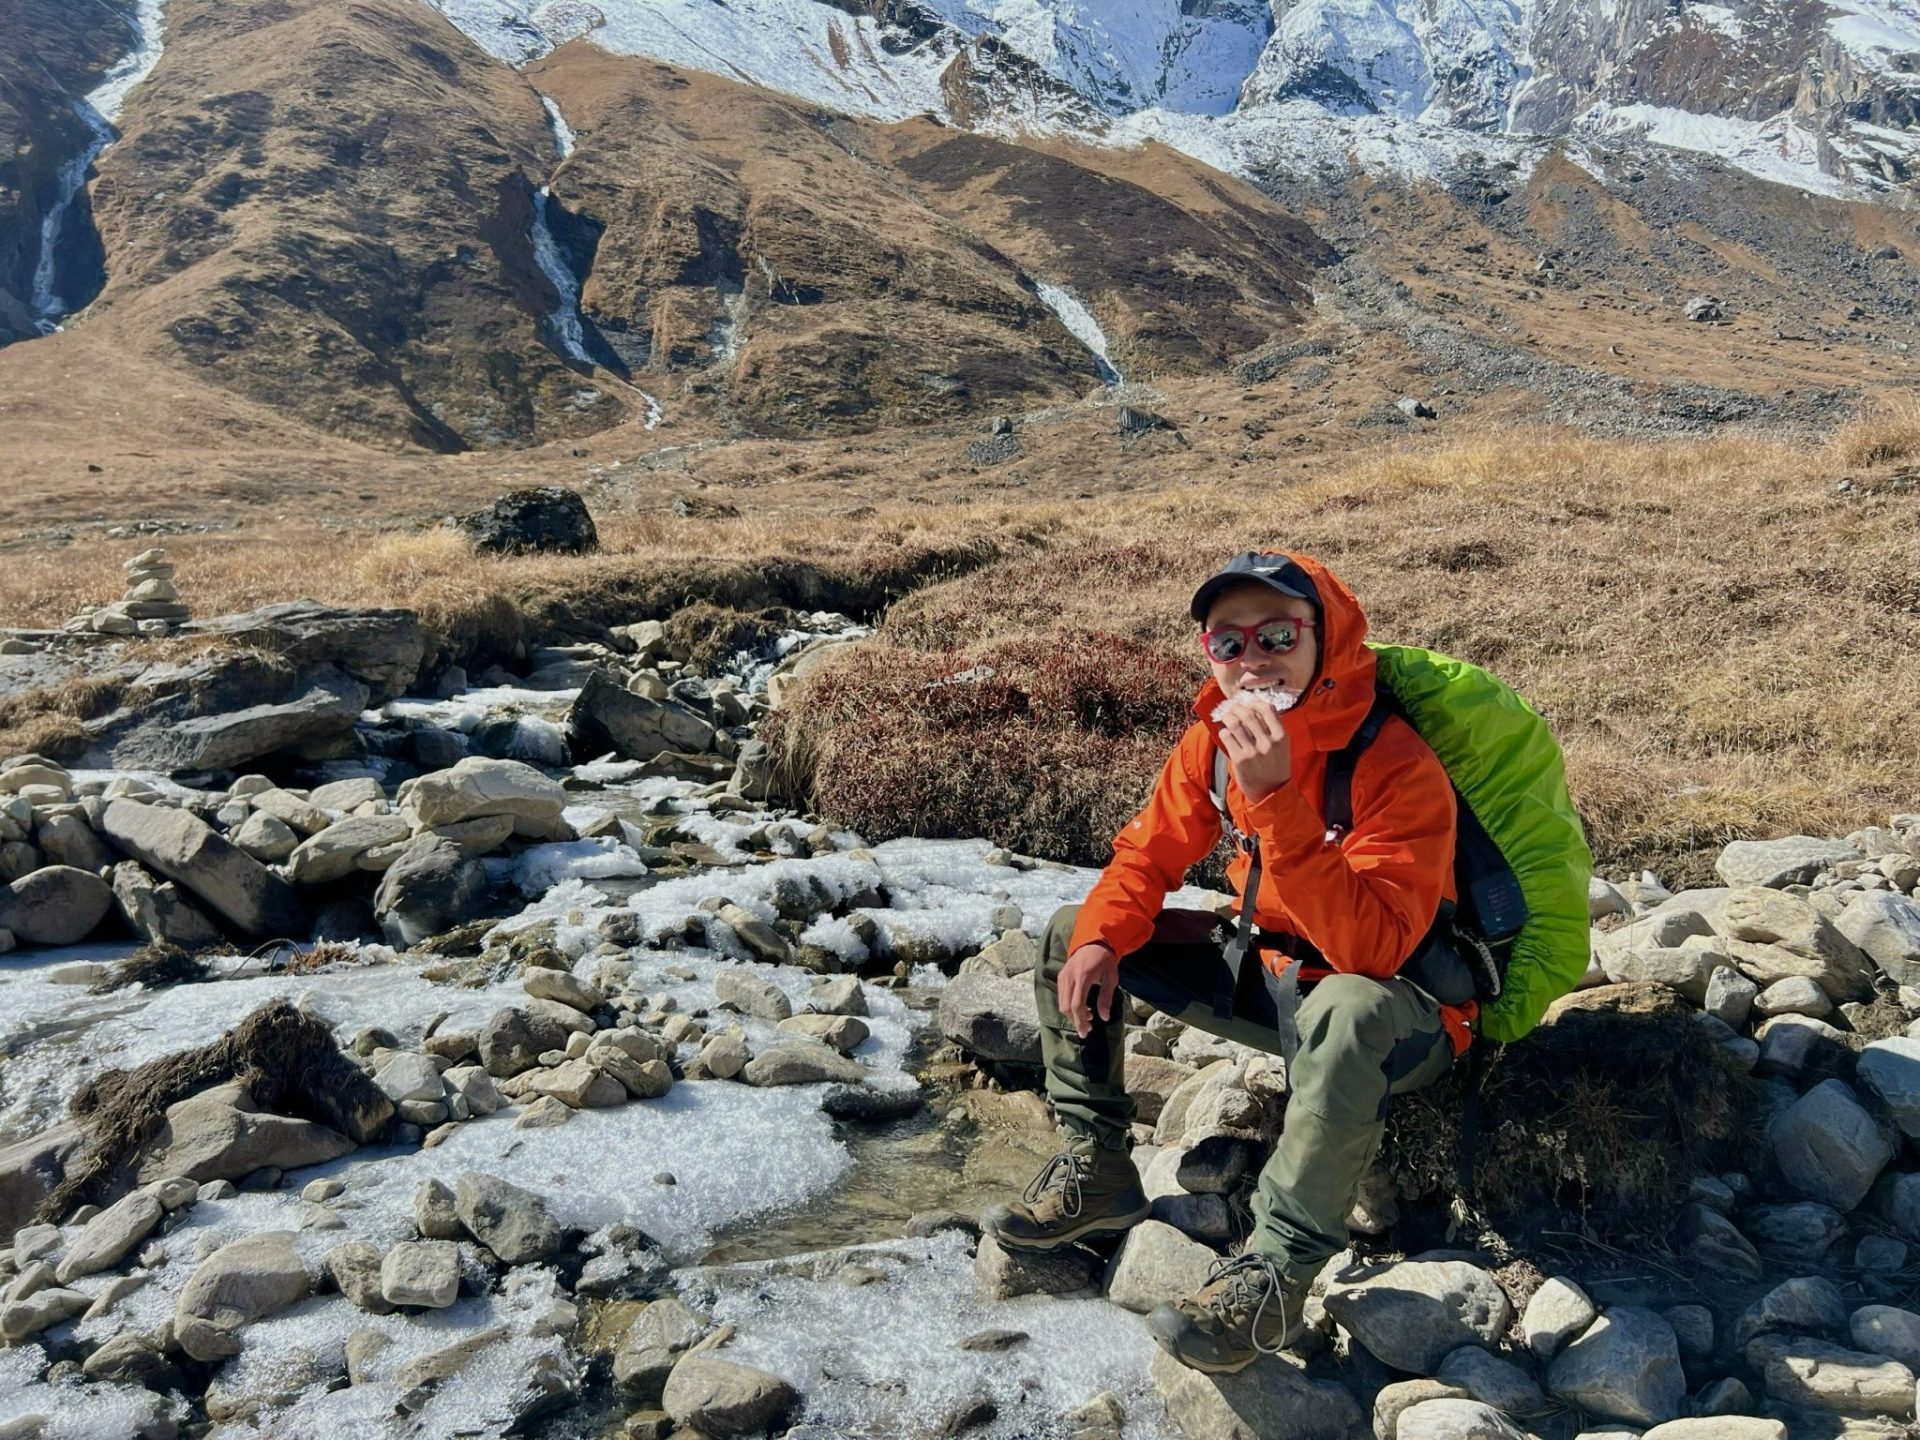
[1323,688,1396,839]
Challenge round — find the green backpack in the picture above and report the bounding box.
[1209,643,1593,1042]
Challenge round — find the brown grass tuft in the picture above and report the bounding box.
[1828,391,1920,469]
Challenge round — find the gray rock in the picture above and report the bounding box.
[1703,967,1759,1029]
[174,1230,311,1360]
[454,1172,561,1264]
[1721,887,1874,999]
[712,968,793,1021]
[414,1178,462,1239]
[1837,892,1920,985]
[741,1040,865,1087]
[0,865,113,947]
[1735,1277,1849,1347]
[1149,1347,1364,1440]
[938,971,1042,1064]
[1642,1422,1785,1440]
[0,1285,89,1342]
[1322,1260,1513,1375]
[248,789,332,836]
[1396,1399,1530,1440]
[776,1013,869,1053]
[1103,1220,1217,1314]
[35,813,109,873]
[109,860,223,948]
[1754,974,1834,1018]
[109,669,371,772]
[1771,1079,1894,1211]
[525,1058,626,1108]
[661,1354,799,1437]
[808,975,869,1017]
[380,1240,459,1308]
[457,486,597,556]
[1858,1234,1909,1273]
[285,814,413,885]
[1754,1014,1849,1078]
[101,799,303,937]
[477,1005,573,1078]
[1664,1304,1714,1359]
[324,1240,394,1314]
[1375,1380,1471,1440]
[233,810,300,863]
[568,672,715,763]
[1435,1346,1545,1414]
[373,835,488,947]
[1547,1308,1685,1425]
[180,601,425,703]
[375,1052,445,1105]
[1750,1335,1914,1416]
[1858,1038,1920,1138]
[1880,1172,1920,1241]
[1520,1282,1597,1367]
[1150,1191,1236,1247]
[973,1234,1096,1301]
[398,757,567,840]
[1851,1304,1920,1371]
[1744,1201,1848,1257]
[1717,837,1862,888]
[54,1191,162,1283]
[524,968,602,1013]
[136,1079,355,1185]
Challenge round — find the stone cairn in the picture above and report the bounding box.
[68,548,191,637]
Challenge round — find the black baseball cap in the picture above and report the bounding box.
[1189,551,1323,623]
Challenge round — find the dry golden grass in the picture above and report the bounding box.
[5,406,1917,877]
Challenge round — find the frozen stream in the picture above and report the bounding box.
[0,637,1207,1437]
[1034,279,1122,386]
[30,0,169,333]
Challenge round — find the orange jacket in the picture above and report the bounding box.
[1069,552,1473,1050]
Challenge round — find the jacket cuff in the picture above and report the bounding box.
[1243,780,1325,854]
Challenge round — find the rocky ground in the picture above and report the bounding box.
[0,495,1918,1439]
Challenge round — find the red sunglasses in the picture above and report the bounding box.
[1198,616,1317,664]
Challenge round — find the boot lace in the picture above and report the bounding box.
[1200,1253,1291,1356]
[1021,1151,1087,1219]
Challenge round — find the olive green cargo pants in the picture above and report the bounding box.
[1036,903,1454,1275]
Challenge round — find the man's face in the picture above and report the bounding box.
[1202,583,1320,701]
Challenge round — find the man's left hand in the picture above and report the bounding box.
[1218,700,1293,801]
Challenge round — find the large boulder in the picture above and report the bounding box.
[477,1006,575,1078]
[1836,891,1920,986]
[174,1230,311,1361]
[0,865,113,946]
[135,1079,357,1185]
[110,861,224,949]
[109,668,371,773]
[1858,1039,1920,1139]
[1719,888,1875,999]
[456,487,598,556]
[372,836,488,947]
[182,601,427,703]
[1749,1335,1915,1416]
[661,1354,798,1438]
[1770,1079,1894,1211]
[567,671,715,763]
[101,800,302,937]
[1104,1220,1217,1313]
[938,972,1042,1064]
[1149,1347,1364,1440]
[453,1172,562,1264]
[1716,837,1861,888]
[398,758,568,840]
[54,1189,164,1283]
[1547,1308,1686,1425]
[1322,1260,1512,1375]
[285,814,414,885]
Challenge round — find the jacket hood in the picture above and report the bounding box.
[1192,549,1377,757]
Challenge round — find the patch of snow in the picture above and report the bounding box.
[1576,102,1855,199]
[531,187,595,366]
[1825,0,1920,70]
[538,94,575,159]
[1033,280,1121,384]
[380,685,578,733]
[504,836,650,893]
[1685,2,1747,39]
[686,1230,1173,1438]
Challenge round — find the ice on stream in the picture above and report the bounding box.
[689,1229,1173,1438]
[30,0,169,334]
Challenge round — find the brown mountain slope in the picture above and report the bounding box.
[524,48,1330,433]
[62,0,629,451]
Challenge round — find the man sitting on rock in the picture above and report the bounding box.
[982,550,1470,1373]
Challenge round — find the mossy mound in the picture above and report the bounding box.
[1382,982,1763,1243]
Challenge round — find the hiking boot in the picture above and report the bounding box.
[980,1143,1149,1251]
[1144,1252,1310,1373]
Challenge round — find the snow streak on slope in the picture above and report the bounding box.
[30,0,169,333]
[1032,280,1120,384]
[1576,103,1850,199]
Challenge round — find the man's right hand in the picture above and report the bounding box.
[1058,941,1123,1038]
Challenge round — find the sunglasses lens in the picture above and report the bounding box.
[1204,630,1245,663]
[1255,621,1300,654]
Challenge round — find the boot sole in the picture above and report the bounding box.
[984,1200,1151,1252]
